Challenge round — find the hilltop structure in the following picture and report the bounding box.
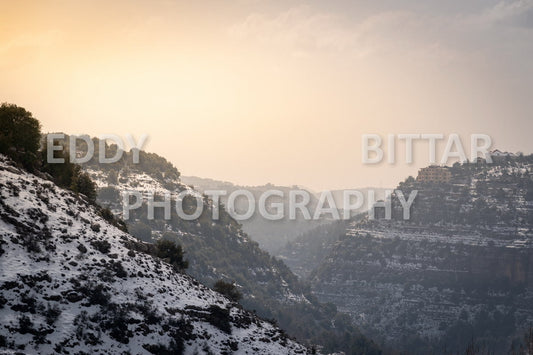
[416,165,451,183]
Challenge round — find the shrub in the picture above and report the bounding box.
[154,239,188,271]
[72,171,97,202]
[90,240,111,254]
[18,315,35,334]
[109,260,128,279]
[44,303,61,325]
[98,207,128,233]
[77,243,88,253]
[103,304,133,344]
[86,283,111,306]
[213,280,242,302]
[206,305,232,334]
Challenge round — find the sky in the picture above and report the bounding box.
[1,0,532,190]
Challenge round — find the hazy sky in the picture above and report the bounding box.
[1,0,532,190]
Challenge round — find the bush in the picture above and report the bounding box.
[103,304,133,344]
[72,171,97,202]
[90,223,101,232]
[98,207,128,233]
[44,304,62,325]
[90,240,111,254]
[155,239,188,271]
[86,283,111,306]
[18,315,35,334]
[206,305,232,334]
[0,103,41,170]
[213,280,242,302]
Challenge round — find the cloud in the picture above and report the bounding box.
[229,1,533,68]
[463,0,533,30]
[481,0,533,26]
[229,6,419,56]
[229,6,357,53]
[228,5,461,61]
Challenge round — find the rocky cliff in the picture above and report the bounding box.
[308,156,533,353]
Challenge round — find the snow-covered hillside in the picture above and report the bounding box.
[308,157,533,353]
[0,154,308,354]
[85,165,311,306]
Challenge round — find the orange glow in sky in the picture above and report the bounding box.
[1,0,532,190]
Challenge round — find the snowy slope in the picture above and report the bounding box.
[85,164,313,307]
[0,155,309,354]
